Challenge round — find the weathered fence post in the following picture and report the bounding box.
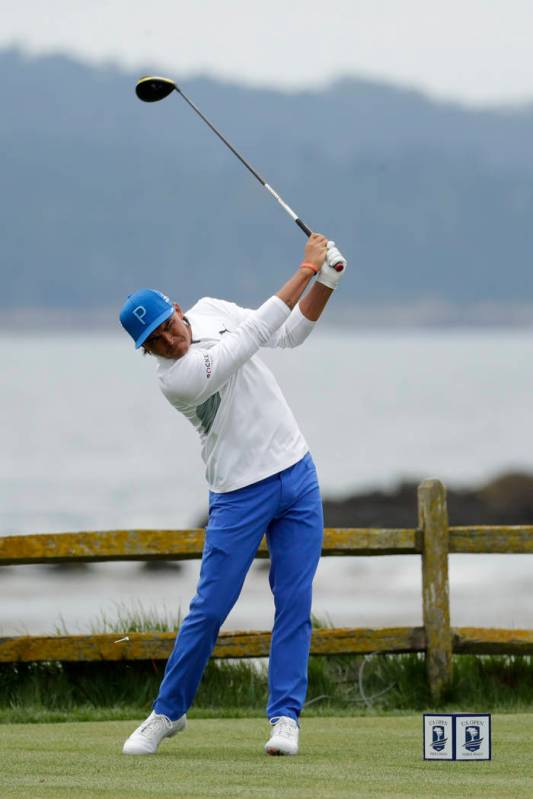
[418,479,452,701]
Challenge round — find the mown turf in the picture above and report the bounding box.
[1,715,532,799]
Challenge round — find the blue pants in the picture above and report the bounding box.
[154,452,323,722]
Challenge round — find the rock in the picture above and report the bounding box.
[323,473,533,528]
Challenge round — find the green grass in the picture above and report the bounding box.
[1,715,531,799]
[89,602,182,635]
[2,653,533,724]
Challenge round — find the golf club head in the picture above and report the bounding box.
[136,76,176,103]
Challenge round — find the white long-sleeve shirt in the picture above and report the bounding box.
[156,295,315,492]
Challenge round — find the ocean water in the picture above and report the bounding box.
[1,328,533,634]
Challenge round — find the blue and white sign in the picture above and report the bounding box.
[423,713,491,761]
[454,714,491,760]
[423,715,453,760]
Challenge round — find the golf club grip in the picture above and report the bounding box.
[295,217,345,272]
[295,218,312,237]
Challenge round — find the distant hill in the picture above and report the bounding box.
[2,48,533,317]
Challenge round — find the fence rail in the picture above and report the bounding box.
[2,627,533,665]
[0,527,422,564]
[1,479,532,700]
[2,525,532,566]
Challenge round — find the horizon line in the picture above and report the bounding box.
[3,42,533,112]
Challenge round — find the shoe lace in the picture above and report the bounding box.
[139,714,170,737]
[269,716,297,739]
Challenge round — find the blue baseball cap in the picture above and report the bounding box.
[119,288,174,349]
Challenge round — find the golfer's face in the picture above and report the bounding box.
[144,305,191,359]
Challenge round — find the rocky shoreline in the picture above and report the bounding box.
[322,473,533,528]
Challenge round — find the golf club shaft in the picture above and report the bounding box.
[174,86,312,237]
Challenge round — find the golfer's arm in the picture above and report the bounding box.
[266,281,334,349]
[299,281,334,322]
[276,267,315,310]
[161,296,290,404]
[162,271,319,404]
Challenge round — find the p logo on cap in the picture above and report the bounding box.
[119,289,174,348]
[132,306,147,325]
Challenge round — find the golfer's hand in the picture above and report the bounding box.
[303,233,328,270]
[317,240,348,290]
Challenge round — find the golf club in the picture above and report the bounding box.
[135,75,344,272]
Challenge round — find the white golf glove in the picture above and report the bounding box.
[316,241,347,290]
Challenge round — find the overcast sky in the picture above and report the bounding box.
[3,0,533,105]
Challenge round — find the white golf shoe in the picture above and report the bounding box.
[264,716,299,756]
[122,710,186,755]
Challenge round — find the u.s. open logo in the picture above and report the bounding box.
[463,725,483,752]
[431,726,448,752]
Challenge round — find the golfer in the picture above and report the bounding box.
[119,233,347,756]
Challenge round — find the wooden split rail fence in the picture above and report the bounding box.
[1,479,533,700]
